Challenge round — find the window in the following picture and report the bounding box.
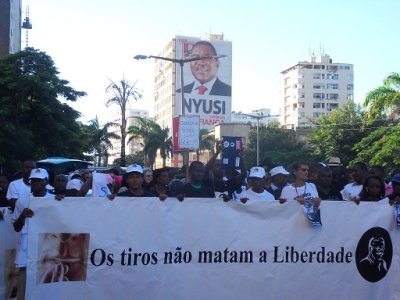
[313,73,322,79]
[327,93,339,100]
[299,112,305,118]
[298,73,304,79]
[299,102,305,108]
[327,103,339,111]
[347,94,353,100]
[313,112,325,118]
[300,92,305,98]
[347,74,354,80]
[327,83,339,89]
[313,93,325,99]
[313,83,325,89]
[327,65,338,71]
[313,103,321,108]
[327,73,339,80]
[347,84,354,90]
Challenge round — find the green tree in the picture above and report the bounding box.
[196,128,215,161]
[106,78,142,167]
[83,116,120,166]
[309,101,370,167]
[364,72,400,120]
[113,152,144,166]
[127,117,173,168]
[351,124,400,172]
[0,48,86,173]
[245,122,312,167]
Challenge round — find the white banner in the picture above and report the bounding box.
[25,198,400,300]
[0,207,18,299]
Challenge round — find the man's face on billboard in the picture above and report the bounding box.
[190,44,219,84]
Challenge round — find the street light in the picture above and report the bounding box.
[237,113,280,165]
[133,54,226,115]
[134,53,226,167]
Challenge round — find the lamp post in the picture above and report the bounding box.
[237,113,280,165]
[134,53,226,167]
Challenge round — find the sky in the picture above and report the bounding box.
[23,0,400,125]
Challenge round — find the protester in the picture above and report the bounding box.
[6,160,36,209]
[327,157,347,191]
[280,162,321,207]
[142,167,154,192]
[356,175,386,204]
[117,164,155,197]
[152,168,176,200]
[341,162,368,201]
[267,166,290,199]
[238,167,275,203]
[12,168,55,300]
[65,171,85,197]
[203,142,248,199]
[177,161,215,200]
[316,167,343,200]
[388,174,400,205]
[369,165,392,196]
[48,174,68,195]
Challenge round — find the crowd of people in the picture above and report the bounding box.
[1,147,400,299]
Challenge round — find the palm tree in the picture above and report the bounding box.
[127,117,173,168]
[364,72,400,120]
[196,128,215,161]
[106,78,142,166]
[85,116,120,166]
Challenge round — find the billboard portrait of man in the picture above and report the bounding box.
[177,41,231,97]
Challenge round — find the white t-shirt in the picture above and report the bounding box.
[281,182,319,202]
[6,178,31,202]
[238,188,275,201]
[341,183,363,201]
[12,192,54,267]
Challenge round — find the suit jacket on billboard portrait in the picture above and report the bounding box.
[177,78,232,97]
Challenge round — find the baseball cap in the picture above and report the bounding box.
[29,168,49,180]
[270,166,289,177]
[248,167,266,179]
[391,173,400,184]
[126,164,143,175]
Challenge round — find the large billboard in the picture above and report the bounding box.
[175,36,232,130]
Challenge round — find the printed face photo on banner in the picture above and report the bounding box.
[37,233,90,284]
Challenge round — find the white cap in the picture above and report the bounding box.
[29,168,49,180]
[248,167,266,179]
[270,166,290,177]
[66,178,83,191]
[126,164,143,175]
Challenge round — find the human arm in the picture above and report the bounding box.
[13,208,33,232]
[204,140,223,175]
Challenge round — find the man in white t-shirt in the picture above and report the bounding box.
[12,168,54,300]
[239,167,275,203]
[6,160,36,209]
[341,162,368,201]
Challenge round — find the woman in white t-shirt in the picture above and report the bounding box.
[280,162,321,207]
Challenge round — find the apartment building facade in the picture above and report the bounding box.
[280,54,354,129]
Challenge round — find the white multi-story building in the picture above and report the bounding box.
[280,54,354,129]
[0,0,21,58]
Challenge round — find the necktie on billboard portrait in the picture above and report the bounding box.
[303,198,322,227]
[394,204,400,228]
[198,85,207,95]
